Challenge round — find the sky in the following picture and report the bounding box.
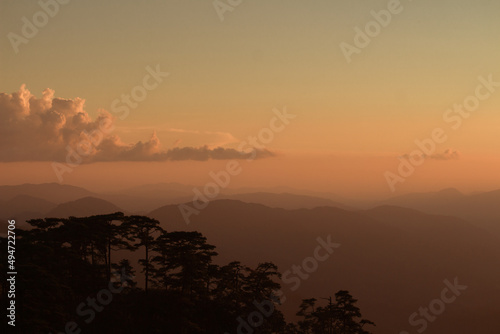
[0,0,499,198]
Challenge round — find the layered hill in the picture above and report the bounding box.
[150,200,500,334]
[46,197,124,218]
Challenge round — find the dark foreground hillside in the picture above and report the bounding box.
[150,200,500,334]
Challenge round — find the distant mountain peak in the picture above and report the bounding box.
[436,188,462,195]
[46,196,123,218]
[0,183,93,203]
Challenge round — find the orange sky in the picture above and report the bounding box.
[1,0,499,198]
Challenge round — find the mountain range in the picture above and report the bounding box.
[1,183,500,333]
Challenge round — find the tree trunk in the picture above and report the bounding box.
[107,236,111,281]
[145,232,149,294]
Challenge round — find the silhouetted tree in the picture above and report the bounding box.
[151,231,217,295]
[86,212,128,281]
[296,290,375,334]
[4,212,375,334]
[122,215,163,293]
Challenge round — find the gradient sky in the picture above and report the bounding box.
[1,0,499,197]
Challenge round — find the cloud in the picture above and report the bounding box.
[399,149,461,161]
[427,149,461,160]
[91,132,275,162]
[0,85,276,163]
[165,128,239,148]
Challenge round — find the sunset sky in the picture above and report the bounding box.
[1,0,499,197]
